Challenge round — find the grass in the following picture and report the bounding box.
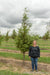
[0,46,50,53]
[0,46,18,50]
[0,52,50,64]
[40,50,50,52]
[0,70,30,75]
[0,39,50,53]
[0,38,50,51]
[40,46,50,49]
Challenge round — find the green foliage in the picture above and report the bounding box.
[32,35,39,40]
[0,32,3,45]
[5,31,9,42]
[0,38,50,51]
[15,8,33,64]
[0,37,3,45]
[16,8,32,53]
[11,29,17,39]
[16,31,33,53]
[43,31,49,40]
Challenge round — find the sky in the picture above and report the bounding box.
[0,0,50,36]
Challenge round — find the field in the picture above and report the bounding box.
[0,38,50,75]
[0,70,29,75]
[0,38,50,51]
[0,52,50,63]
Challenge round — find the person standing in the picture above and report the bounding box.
[29,40,40,72]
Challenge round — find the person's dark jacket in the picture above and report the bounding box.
[29,46,40,58]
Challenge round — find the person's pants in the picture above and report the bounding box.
[31,57,38,70]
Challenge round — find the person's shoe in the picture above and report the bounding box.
[35,70,38,72]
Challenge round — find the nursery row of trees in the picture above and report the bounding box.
[0,8,50,64]
[0,29,50,43]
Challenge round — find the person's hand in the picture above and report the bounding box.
[29,56,30,58]
[38,57,40,59]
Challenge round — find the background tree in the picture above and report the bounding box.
[15,8,32,65]
[32,35,39,40]
[11,29,17,39]
[5,31,9,42]
[0,32,3,45]
[43,31,49,40]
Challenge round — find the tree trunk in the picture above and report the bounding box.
[23,52,25,65]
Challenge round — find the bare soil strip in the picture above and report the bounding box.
[0,49,50,57]
[0,57,50,73]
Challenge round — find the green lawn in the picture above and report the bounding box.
[0,70,29,75]
[0,52,50,64]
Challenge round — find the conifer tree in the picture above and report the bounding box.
[5,31,9,42]
[11,29,17,39]
[16,8,32,64]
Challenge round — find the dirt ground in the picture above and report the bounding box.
[0,49,50,75]
[0,57,50,75]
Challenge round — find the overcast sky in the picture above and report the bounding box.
[0,0,50,36]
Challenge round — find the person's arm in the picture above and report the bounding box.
[38,46,40,57]
[29,46,31,57]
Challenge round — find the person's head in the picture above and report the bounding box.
[33,40,37,46]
